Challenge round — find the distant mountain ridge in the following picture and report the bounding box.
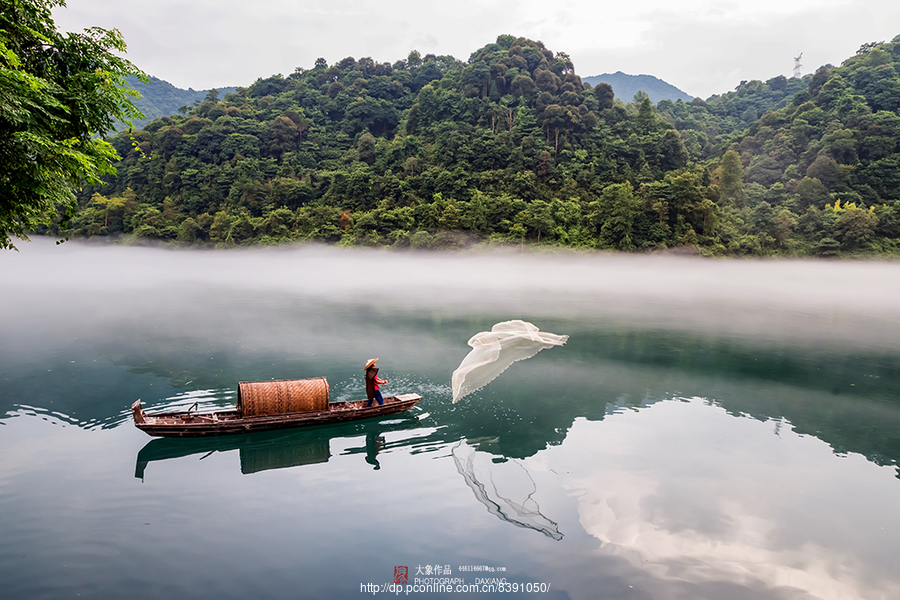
[116,76,239,131]
[583,71,694,103]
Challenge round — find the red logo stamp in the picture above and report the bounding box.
[394,566,408,585]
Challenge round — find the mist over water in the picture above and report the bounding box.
[3,237,900,600]
[5,236,900,354]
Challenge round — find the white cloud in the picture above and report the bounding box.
[51,1,899,99]
[527,400,900,600]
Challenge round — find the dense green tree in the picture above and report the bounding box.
[592,183,640,250]
[717,150,745,207]
[1,0,145,248]
[834,203,878,250]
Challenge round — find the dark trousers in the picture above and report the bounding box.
[366,389,384,407]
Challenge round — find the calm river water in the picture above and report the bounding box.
[2,239,900,600]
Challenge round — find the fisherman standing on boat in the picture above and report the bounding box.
[364,358,388,407]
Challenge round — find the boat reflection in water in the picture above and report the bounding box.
[134,407,430,479]
[135,428,331,479]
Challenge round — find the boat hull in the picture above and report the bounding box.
[132,394,421,438]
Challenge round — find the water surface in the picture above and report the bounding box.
[2,239,900,599]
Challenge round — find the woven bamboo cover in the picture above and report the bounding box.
[238,377,329,416]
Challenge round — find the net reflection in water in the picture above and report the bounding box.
[452,440,563,541]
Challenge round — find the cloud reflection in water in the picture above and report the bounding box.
[526,399,900,600]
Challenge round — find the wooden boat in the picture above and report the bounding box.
[131,376,422,437]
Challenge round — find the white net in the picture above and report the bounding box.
[451,320,568,403]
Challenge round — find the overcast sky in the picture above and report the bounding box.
[53,0,899,99]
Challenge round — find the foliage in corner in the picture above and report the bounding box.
[0,0,145,249]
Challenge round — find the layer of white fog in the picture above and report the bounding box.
[3,237,899,354]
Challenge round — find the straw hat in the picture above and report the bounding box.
[364,358,379,370]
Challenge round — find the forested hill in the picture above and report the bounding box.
[64,35,900,256]
[657,74,813,159]
[115,76,239,131]
[583,72,693,104]
[679,38,900,255]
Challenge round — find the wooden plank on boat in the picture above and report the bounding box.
[132,392,422,438]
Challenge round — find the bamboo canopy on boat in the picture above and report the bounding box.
[238,377,329,416]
